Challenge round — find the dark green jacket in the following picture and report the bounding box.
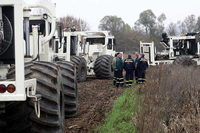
[114,57,123,69]
[135,57,139,70]
[135,57,139,64]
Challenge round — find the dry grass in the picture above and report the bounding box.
[136,65,200,133]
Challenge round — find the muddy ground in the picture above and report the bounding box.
[64,77,125,133]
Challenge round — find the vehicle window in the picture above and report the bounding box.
[107,39,112,50]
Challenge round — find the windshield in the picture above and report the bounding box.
[86,38,105,45]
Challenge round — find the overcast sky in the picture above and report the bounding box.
[24,0,200,31]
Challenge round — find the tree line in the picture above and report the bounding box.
[58,10,200,53]
[99,10,200,52]
[37,0,200,53]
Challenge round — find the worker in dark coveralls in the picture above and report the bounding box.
[137,53,148,84]
[112,53,120,87]
[135,51,140,83]
[114,53,124,88]
[124,54,135,87]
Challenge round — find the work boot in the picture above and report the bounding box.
[125,85,129,88]
[120,84,124,88]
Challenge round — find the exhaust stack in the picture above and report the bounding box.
[23,7,31,56]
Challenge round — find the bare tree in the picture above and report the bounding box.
[177,20,187,35]
[166,22,178,36]
[157,13,167,34]
[184,14,197,32]
[59,15,90,31]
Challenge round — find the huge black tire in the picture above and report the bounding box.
[94,55,114,79]
[70,56,87,82]
[0,102,6,133]
[6,62,65,133]
[174,56,197,66]
[57,61,78,118]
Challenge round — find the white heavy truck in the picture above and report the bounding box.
[55,30,118,81]
[0,1,77,132]
[140,32,200,66]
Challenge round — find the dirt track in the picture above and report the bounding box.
[64,77,125,133]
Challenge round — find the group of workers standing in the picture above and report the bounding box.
[113,52,148,89]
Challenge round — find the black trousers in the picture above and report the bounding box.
[116,69,124,87]
[135,70,138,83]
[138,71,146,84]
[113,70,117,85]
[125,69,134,86]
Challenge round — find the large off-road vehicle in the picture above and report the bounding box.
[55,30,119,81]
[140,32,200,66]
[0,1,77,132]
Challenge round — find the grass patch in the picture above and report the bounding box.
[94,86,141,133]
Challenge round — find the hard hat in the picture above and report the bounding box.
[140,53,145,56]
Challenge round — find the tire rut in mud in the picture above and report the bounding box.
[64,78,125,133]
